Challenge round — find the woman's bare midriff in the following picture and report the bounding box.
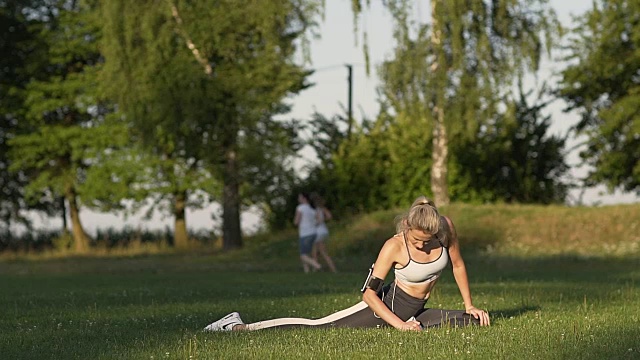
[395,278,439,300]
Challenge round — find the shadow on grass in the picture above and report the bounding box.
[2,255,639,360]
[489,305,541,320]
[455,253,640,284]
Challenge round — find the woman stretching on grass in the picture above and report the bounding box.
[204,196,490,331]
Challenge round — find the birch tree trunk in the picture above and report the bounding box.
[431,104,449,206]
[429,0,450,206]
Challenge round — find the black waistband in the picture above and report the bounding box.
[375,282,427,321]
[381,282,427,306]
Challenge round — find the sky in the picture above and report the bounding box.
[24,0,640,235]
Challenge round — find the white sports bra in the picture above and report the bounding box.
[394,231,449,285]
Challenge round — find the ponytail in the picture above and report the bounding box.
[395,196,441,236]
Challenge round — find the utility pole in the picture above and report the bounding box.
[346,64,353,139]
[61,197,68,234]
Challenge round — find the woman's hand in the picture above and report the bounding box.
[398,317,423,331]
[465,306,490,326]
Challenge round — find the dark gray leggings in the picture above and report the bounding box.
[244,282,480,330]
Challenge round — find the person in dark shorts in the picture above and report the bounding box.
[204,195,490,331]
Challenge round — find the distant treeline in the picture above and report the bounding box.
[2,202,638,259]
[0,227,216,254]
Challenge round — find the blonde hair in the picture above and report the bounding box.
[395,196,447,244]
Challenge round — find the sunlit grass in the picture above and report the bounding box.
[1,258,638,359]
[1,203,639,359]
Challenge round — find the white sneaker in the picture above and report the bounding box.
[204,312,244,332]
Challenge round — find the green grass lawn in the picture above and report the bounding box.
[1,253,638,360]
[1,204,639,359]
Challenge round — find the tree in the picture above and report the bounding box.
[557,0,640,194]
[8,0,120,252]
[99,0,227,248]
[304,111,400,214]
[306,112,350,170]
[451,83,569,203]
[301,82,568,215]
[100,0,323,250]
[0,0,40,230]
[240,110,306,231]
[353,0,559,205]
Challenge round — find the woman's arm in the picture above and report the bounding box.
[294,208,301,226]
[445,216,490,326]
[323,207,333,221]
[362,240,422,331]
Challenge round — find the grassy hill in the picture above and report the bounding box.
[2,202,639,273]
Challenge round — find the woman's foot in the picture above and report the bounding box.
[204,312,244,332]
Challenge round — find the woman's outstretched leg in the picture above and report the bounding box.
[204,301,385,332]
[414,308,480,328]
[204,312,245,331]
[204,284,428,332]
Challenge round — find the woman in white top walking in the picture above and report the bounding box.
[294,192,322,273]
[310,193,337,273]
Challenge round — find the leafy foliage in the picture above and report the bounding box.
[4,0,124,250]
[99,0,323,248]
[451,85,569,204]
[352,0,561,204]
[0,0,43,229]
[294,1,567,216]
[557,0,640,193]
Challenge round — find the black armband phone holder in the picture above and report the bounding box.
[360,263,384,293]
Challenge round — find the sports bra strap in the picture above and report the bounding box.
[402,231,413,261]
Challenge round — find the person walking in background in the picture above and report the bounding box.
[310,192,337,273]
[204,195,489,331]
[294,192,322,273]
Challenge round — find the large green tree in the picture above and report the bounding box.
[0,0,41,230]
[353,0,559,205]
[8,0,123,252]
[100,0,322,250]
[98,0,217,247]
[557,0,640,193]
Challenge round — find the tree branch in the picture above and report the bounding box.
[168,2,212,75]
